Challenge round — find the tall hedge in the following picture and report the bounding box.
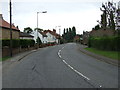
[88,36,120,51]
[2,39,35,48]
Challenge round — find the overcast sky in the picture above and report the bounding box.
[0,0,119,34]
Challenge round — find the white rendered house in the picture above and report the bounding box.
[30,30,48,44]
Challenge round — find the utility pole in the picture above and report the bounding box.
[10,0,12,57]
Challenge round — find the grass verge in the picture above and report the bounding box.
[0,56,11,61]
[85,48,119,60]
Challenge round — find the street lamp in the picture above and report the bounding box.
[58,26,61,44]
[36,11,47,48]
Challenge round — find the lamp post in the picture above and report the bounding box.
[36,11,47,48]
[58,26,61,44]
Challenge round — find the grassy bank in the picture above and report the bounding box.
[85,48,119,60]
[0,56,11,61]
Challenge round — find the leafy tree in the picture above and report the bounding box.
[34,28,43,32]
[24,27,33,33]
[72,26,76,37]
[94,24,100,30]
[62,26,77,42]
[100,1,116,30]
[36,37,42,45]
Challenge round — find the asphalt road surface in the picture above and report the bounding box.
[3,43,118,88]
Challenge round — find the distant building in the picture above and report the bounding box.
[20,32,34,39]
[44,29,60,44]
[0,14,20,39]
[74,35,81,42]
[30,30,47,44]
[30,29,61,44]
[82,31,90,45]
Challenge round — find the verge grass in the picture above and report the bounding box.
[85,48,119,60]
[0,56,11,61]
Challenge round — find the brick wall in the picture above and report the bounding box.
[0,28,20,39]
[2,46,36,58]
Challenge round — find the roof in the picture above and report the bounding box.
[0,14,19,31]
[74,35,80,40]
[20,32,34,37]
[39,31,47,37]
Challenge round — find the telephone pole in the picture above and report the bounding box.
[10,0,12,57]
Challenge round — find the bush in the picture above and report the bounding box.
[2,39,20,48]
[2,39,35,48]
[20,39,35,48]
[88,36,120,51]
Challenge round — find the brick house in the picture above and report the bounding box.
[82,31,90,45]
[0,14,20,39]
[74,35,81,42]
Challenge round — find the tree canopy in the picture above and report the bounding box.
[62,26,76,42]
[24,27,33,33]
[34,28,43,32]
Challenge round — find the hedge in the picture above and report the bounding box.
[88,36,120,51]
[2,39,35,48]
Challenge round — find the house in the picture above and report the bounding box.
[20,32,34,39]
[30,30,47,44]
[31,29,60,44]
[82,31,90,45]
[0,14,20,39]
[44,29,60,44]
[74,34,82,42]
[39,31,48,43]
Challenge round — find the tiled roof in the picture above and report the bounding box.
[0,14,19,31]
[39,31,47,37]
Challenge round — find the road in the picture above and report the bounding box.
[3,43,118,88]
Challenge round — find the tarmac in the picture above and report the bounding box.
[0,43,119,89]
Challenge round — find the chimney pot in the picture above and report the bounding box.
[0,14,3,19]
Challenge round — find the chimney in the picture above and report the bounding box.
[53,29,56,33]
[0,14,3,19]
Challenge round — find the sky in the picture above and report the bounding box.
[0,0,119,34]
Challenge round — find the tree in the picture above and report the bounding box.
[62,26,77,42]
[24,27,33,33]
[36,37,42,45]
[100,1,116,30]
[72,26,76,37]
[94,24,100,30]
[34,28,43,32]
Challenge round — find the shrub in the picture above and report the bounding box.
[88,36,120,51]
[20,39,35,48]
[2,39,35,48]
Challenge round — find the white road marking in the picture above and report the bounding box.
[59,50,61,52]
[57,46,90,81]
